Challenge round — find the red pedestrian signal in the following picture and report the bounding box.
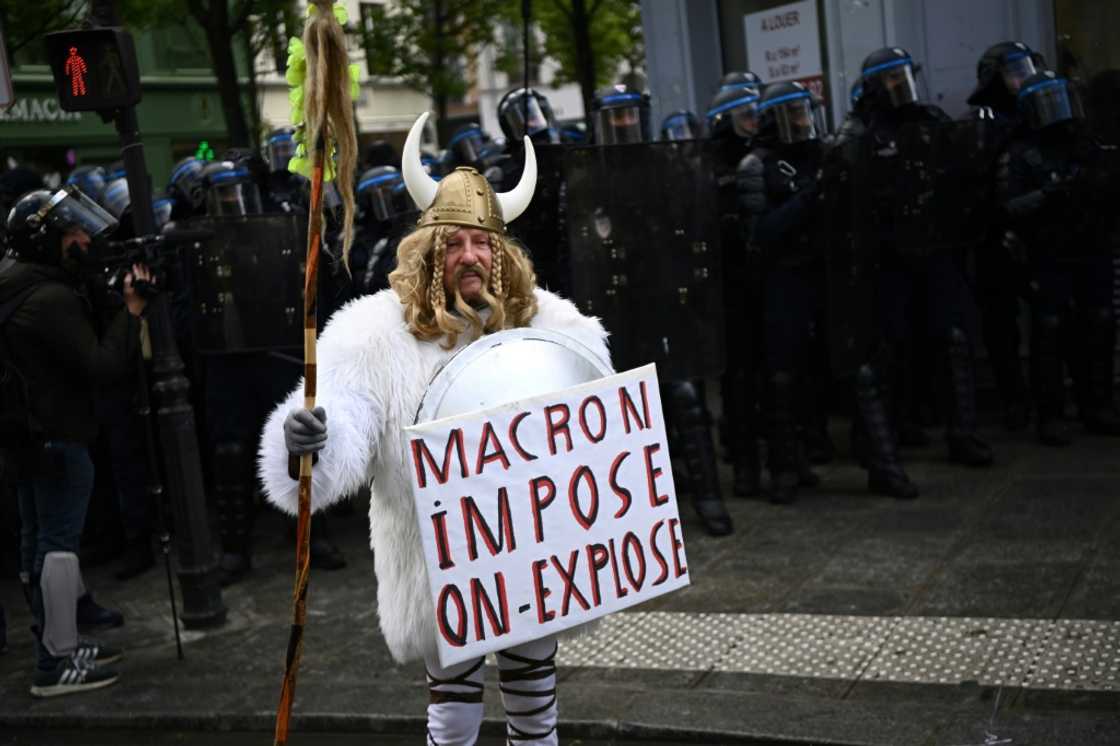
[64,47,88,97]
[45,28,141,112]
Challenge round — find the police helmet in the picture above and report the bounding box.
[861,47,920,110]
[968,42,1042,111]
[101,177,131,219]
[660,110,700,141]
[167,157,207,213]
[201,161,262,217]
[591,84,650,144]
[706,82,762,139]
[497,88,559,144]
[448,123,487,167]
[265,127,298,173]
[5,186,118,261]
[717,71,764,94]
[65,166,108,204]
[357,166,403,223]
[151,193,176,232]
[759,82,820,145]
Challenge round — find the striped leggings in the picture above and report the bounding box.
[425,635,559,746]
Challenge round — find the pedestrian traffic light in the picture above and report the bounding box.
[45,28,141,112]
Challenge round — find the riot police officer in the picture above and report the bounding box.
[198,160,345,582]
[707,72,765,497]
[591,84,650,145]
[495,88,560,190]
[262,127,309,213]
[588,83,731,534]
[967,42,1041,430]
[166,157,208,221]
[844,47,993,467]
[998,70,1120,445]
[353,165,408,296]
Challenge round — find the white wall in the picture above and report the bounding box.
[821,0,1057,125]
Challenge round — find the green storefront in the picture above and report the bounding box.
[2,19,242,188]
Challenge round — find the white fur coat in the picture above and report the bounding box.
[258,287,611,664]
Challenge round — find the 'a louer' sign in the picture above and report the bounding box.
[406,365,690,667]
[744,0,824,98]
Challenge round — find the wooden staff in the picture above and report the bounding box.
[273,2,357,740]
[274,133,326,746]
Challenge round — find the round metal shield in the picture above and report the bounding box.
[414,328,612,425]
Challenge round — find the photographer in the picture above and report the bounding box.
[0,185,150,697]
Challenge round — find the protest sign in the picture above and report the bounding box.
[406,364,690,667]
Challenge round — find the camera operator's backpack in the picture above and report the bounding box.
[0,283,43,483]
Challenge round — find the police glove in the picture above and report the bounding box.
[284,406,328,456]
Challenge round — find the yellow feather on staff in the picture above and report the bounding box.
[273,2,358,744]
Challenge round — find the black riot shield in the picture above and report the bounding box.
[562,140,725,380]
[819,142,875,378]
[832,120,991,374]
[851,119,990,259]
[184,213,307,354]
[508,144,568,296]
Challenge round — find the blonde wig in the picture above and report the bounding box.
[389,225,538,349]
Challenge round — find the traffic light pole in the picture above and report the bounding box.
[91,0,226,629]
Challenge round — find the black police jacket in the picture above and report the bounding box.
[739,140,826,269]
[0,255,140,444]
[998,126,1116,261]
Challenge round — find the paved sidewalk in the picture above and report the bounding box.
[1,425,1119,745]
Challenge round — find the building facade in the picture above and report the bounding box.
[641,0,1114,131]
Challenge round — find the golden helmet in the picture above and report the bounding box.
[402,112,536,233]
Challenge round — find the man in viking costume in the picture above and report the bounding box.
[258,113,609,745]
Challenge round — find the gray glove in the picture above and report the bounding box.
[284,406,328,456]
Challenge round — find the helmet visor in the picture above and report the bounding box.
[661,115,696,141]
[773,98,818,143]
[450,129,484,165]
[267,134,297,173]
[1021,78,1077,129]
[43,186,119,238]
[731,102,761,138]
[595,105,644,144]
[152,197,175,231]
[502,96,551,140]
[101,179,131,219]
[866,60,919,108]
[358,172,401,223]
[1001,54,1037,94]
[207,178,261,216]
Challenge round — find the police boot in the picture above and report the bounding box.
[855,365,919,499]
[214,441,254,586]
[1082,308,1120,436]
[765,372,800,505]
[666,381,733,537]
[943,328,993,466]
[1032,314,1072,447]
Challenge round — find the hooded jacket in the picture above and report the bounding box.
[258,287,610,664]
